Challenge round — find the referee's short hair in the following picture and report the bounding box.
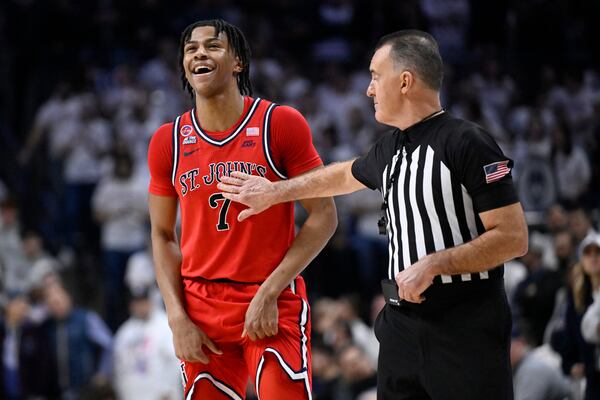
[376,30,443,91]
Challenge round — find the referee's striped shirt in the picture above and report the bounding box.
[352,111,518,287]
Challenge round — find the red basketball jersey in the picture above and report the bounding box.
[148,97,322,282]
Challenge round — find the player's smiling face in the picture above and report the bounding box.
[183,26,242,98]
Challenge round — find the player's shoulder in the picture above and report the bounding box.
[152,121,175,139]
[269,103,308,126]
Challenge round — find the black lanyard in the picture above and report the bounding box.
[377,109,444,235]
[378,132,407,235]
[382,131,408,208]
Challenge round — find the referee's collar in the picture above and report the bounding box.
[398,109,447,138]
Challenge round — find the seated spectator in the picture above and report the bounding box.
[581,280,600,344]
[124,242,163,311]
[551,234,600,399]
[1,293,57,399]
[335,344,377,400]
[113,288,181,400]
[511,328,570,400]
[0,198,26,296]
[513,239,563,346]
[92,147,148,330]
[1,294,30,400]
[311,341,340,400]
[43,283,113,399]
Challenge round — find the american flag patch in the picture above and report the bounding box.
[484,160,511,183]
[246,127,259,136]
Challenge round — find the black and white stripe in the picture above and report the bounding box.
[383,144,488,283]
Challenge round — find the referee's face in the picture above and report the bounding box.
[367,45,405,127]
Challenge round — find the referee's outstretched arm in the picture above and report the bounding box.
[218,161,365,221]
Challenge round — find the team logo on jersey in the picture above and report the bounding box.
[246,127,259,136]
[183,136,197,145]
[180,125,193,137]
[241,140,255,148]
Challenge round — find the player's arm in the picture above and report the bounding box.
[149,194,185,322]
[219,159,364,221]
[149,194,222,363]
[241,182,337,340]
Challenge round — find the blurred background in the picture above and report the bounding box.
[1,0,600,399]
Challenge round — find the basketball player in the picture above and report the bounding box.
[147,19,337,400]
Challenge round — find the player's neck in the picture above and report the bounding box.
[194,88,245,132]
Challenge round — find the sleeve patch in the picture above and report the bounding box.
[483,160,511,184]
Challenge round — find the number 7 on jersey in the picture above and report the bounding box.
[209,193,231,231]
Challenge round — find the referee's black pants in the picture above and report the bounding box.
[374,280,513,400]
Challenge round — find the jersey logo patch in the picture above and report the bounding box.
[246,127,259,136]
[183,148,199,157]
[241,140,256,148]
[484,160,511,183]
[183,136,197,145]
[180,125,193,137]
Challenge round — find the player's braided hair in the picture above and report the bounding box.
[178,19,253,99]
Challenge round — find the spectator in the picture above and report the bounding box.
[550,120,591,205]
[551,234,600,400]
[510,328,570,400]
[553,230,577,276]
[334,344,377,400]
[569,208,598,250]
[20,230,61,293]
[113,288,181,400]
[59,92,112,250]
[513,238,563,345]
[124,242,163,311]
[312,342,340,400]
[43,283,113,399]
[0,198,25,296]
[581,279,600,345]
[1,294,57,399]
[92,147,148,330]
[1,294,30,400]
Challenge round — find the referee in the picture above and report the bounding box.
[219,30,528,399]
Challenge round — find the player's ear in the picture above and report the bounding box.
[233,57,244,74]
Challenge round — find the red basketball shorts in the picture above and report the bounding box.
[180,276,312,400]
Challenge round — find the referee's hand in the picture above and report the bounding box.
[218,172,277,221]
[395,259,434,303]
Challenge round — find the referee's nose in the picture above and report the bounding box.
[366,80,375,98]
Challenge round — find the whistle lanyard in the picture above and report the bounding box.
[382,131,407,210]
[379,109,445,233]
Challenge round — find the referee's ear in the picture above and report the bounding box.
[399,71,414,94]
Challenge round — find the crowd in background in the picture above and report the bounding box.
[1,0,600,399]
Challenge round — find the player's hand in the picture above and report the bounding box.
[217,172,277,221]
[170,315,222,364]
[395,257,435,303]
[242,292,279,341]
